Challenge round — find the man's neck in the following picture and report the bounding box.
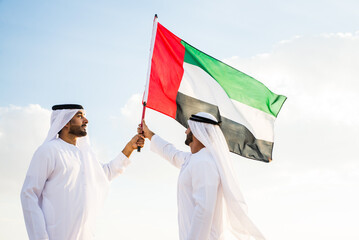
[59,134,77,146]
[190,142,205,154]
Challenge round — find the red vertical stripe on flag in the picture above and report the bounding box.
[146,23,185,119]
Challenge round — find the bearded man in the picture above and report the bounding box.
[140,112,265,240]
[21,104,144,240]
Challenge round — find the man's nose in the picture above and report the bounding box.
[84,117,89,124]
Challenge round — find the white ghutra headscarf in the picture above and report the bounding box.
[188,112,265,240]
[43,104,91,149]
[44,108,79,143]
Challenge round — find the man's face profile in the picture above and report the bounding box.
[69,110,88,137]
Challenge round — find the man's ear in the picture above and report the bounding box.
[63,122,70,130]
[58,122,70,135]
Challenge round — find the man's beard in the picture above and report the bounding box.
[185,131,193,146]
[69,125,87,137]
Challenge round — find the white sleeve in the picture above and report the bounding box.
[102,152,131,181]
[187,159,220,240]
[20,146,54,240]
[150,134,190,169]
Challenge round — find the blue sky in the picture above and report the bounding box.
[1,1,359,239]
[2,0,358,109]
[1,0,358,140]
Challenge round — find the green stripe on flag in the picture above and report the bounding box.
[181,40,286,117]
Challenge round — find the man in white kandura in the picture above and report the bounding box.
[140,112,265,240]
[21,104,144,240]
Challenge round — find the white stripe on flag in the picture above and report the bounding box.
[179,63,276,142]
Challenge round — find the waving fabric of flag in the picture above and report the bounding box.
[143,21,286,162]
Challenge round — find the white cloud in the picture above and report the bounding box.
[0,104,50,193]
[120,93,142,118]
[322,31,359,39]
[0,104,51,239]
[223,32,359,127]
[2,31,359,240]
[220,34,359,239]
[223,32,359,173]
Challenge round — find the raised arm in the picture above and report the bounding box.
[140,120,190,169]
[21,146,54,240]
[150,135,189,168]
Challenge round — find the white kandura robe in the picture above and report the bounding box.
[21,138,130,240]
[151,135,224,240]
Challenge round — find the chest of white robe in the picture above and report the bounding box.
[41,139,109,240]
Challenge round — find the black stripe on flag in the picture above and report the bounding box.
[175,92,273,162]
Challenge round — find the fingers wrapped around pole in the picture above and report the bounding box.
[137,102,147,152]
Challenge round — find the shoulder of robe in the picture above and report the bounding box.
[33,139,60,158]
[189,150,220,184]
[190,148,217,169]
[192,148,215,161]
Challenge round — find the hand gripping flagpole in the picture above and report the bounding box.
[138,14,158,152]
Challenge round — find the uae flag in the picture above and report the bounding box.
[143,17,286,162]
